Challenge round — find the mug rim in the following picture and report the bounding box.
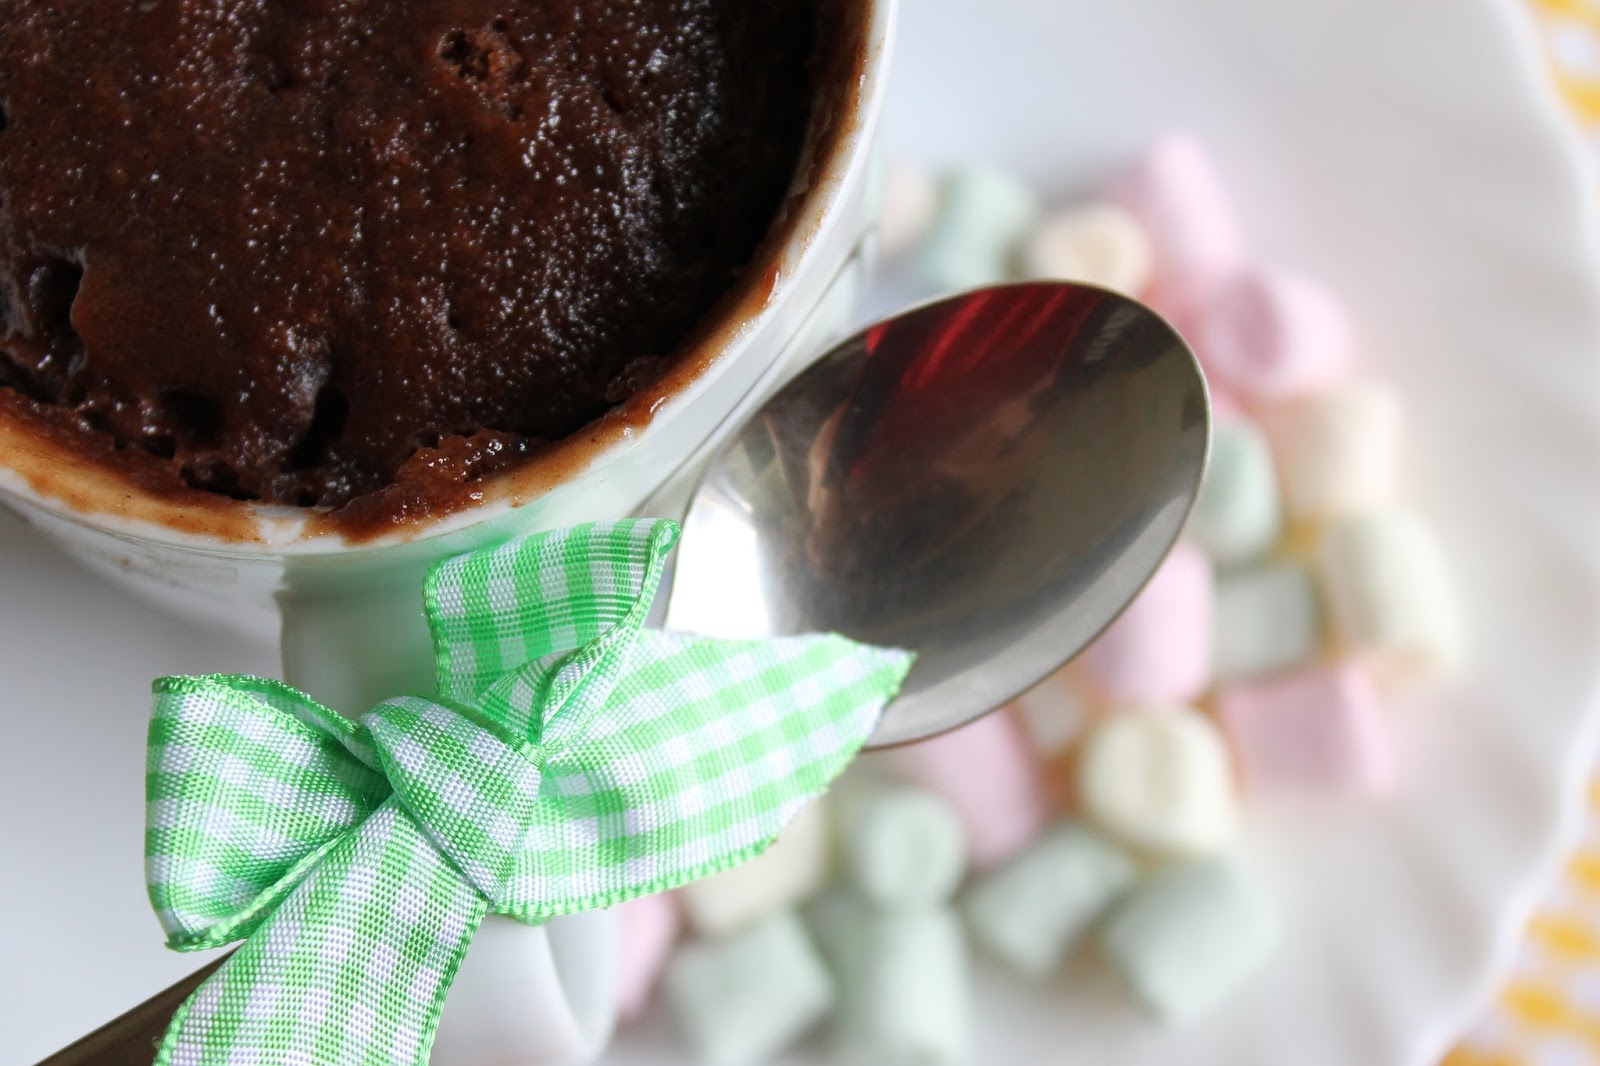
[0,0,892,558]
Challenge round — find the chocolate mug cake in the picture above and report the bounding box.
[0,1,815,522]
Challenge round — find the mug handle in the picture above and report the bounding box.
[277,585,622,1066]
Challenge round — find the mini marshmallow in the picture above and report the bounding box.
[663,909,834,1066]
[1076,705,1238,855]
[831,908,972,1066]
[1109,134,1244,317]
[1009,667,1093,758]
[839,783,968,907]
[805,886,872,976]
[1191,268,1353,401]
[1213,560,1323,684]
[680,799,829,938]
[1318,510,1464,677]
[1215,662,1395,795]
[1100,857,1279,1023]
[886,711,1049,869]
[1017,200,1154,295]
[1185,420,1281,566]
[916,165,1041,292]
[878,156,939,261]
[962,822,1136,979]
[1271,379,1404,523]
[1209,382,1245,423]
[617,891,681,1023]
[1081,542,1215,704]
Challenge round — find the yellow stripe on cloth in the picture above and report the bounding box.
[1500,980,1600,1041]
[1563,847,1600,896]
[1526,913,1600,963]
[1441,1050,1531,1066]
[1532,0,1600,32]
[1532,0,1600,124]
[1554,73,1600,125]
[1448,15,1600,1062]
[1453,751,1600,1061]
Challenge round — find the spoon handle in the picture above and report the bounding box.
[34,955,228,1066]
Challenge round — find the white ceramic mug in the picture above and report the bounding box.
[0,2,895,1061]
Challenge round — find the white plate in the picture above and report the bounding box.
[614,1,1600,1065]
[3,1,1599,1065]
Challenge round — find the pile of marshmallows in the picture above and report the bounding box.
[611,135,1465,1066]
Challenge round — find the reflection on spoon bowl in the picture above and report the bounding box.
[667,282,1210,746]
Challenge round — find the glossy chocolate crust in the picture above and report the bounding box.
[0,0,814,510]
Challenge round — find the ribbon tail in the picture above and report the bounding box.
[497,631,915,920]
[157,797,485,1066]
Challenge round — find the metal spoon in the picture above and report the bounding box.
[665,281,1209,746]
[38,281,1206,1066]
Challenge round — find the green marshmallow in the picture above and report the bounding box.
[1100,857,1280,1023]
[830,906,972,1066]
[839,783,968,907]
[805,885,873,976]
[1186,420,1282,566]
[916,166,1041,292]
[662,909,834,1066]
[962,822,1136,979]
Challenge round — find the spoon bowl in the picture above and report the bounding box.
[667,282,1209,746]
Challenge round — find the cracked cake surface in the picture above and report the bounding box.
[0,0,814,515]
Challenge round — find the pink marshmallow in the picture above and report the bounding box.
[1208,378,1244,422]
[1190,268,1353,401]
[616,891,682,1023]
[1163,312,1242,420]
[886,710,1048,869]
[1215,662,1395,795]
[1110,133,1245,317]
[1081,542,1215,704]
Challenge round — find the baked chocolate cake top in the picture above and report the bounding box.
[0,0,814,511]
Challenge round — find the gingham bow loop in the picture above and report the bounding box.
[144,519,912,1066]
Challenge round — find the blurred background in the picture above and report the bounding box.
[4,1,1600,1065]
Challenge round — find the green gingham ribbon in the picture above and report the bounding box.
[144,519,912,1066]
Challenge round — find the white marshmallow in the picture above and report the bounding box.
[1213,560,1323,684]
[1318,510,1464,677]
[1186,420,1281,566]
[1271,379,1404,523]
[877,157,939,261]
[1017,201,1154,295]
[680,799,830,938]
[1076,705,1238,856]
